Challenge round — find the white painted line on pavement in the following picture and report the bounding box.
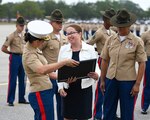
[0,83,8,86]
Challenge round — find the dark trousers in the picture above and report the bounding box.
[84,30,89,40]
[29,89,54,120]
[103,78,137,120]
[93,57,103,119]
[136,30,140,37]
[141,58,150,111]
[51,79,63,120]
[7,54,26,104]
[91,30,96,36]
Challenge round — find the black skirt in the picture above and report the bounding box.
[62,79,92,119]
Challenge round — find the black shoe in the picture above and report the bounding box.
[8,103,14,106]
[116,116,121,120]
[18,101,29,104]
[141,109,147,114]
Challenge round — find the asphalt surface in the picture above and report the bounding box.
[0,24,150,120]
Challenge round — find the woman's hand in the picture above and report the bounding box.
[59,89,67,97]
[66,77,77,84]
[88,72,99,81]
[64,59,79,67]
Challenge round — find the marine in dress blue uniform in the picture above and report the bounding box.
[41,9,67,120]
[141,30,150,114]
[100,9,147,120]
[1,16,28,106]
[88,8,116,120]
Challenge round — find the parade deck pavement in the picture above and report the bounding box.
[0,79,150,120]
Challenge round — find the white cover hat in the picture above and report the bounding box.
[27,20,53,40]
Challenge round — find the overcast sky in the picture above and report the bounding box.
[1,0,150,11]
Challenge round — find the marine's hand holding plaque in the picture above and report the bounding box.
[64,59,79,67]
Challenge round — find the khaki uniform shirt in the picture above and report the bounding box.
[141,30,150,56]
[88,25,116,54]
[144,25,148,32]
[130,25,134,31]
[91,24,99,31]
[136,24,141,31]
[110,26,118,33]
[23,42,52,92]
[3,30,25,54]
[101,32,147,81]
[39,32,68,64]
[84,24,90,31]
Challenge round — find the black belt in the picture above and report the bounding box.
[12,53,22,56]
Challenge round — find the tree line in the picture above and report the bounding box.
[0,0,150,21]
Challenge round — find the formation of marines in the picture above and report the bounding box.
[1,7,150,120]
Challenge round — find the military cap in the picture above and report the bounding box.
[45,9,64,22]
[110,8,137,27]
[100,8,116,19]
[27,20,53,40]
[16,16,25,25]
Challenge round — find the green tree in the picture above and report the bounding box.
[0,0,149,21]
[0,4,7,18]
[72,2,94,20]
[120,1,144,19]
[56,1,70,18]
[94,1,114,18]
[42,0,57,16]
[14,1,44,20]
[5,3,15,22]
[145,8,150,19]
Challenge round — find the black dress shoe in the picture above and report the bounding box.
[116,116,121,120]
[141,109,147,115]
[18,101,29,104]
[8,103,14,106]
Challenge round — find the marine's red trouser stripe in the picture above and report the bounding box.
[98,57,102,69]
[141,72,146,108]
[133,96,137,120]
[36,92,46,120]
[93,56,102,116]
[93,83,99,116]
[7,54,12,102]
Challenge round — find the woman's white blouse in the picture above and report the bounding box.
[57,41,100,91]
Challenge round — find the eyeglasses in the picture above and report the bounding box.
[66,31,78,36]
